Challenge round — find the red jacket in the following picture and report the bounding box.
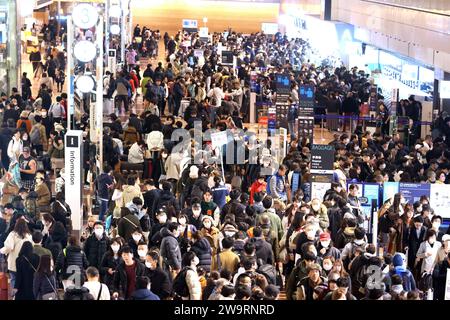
[250,181,266,204]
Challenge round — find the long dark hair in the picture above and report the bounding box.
[18,241,34,259]
[36,255,52,276]
[14,219,31,239]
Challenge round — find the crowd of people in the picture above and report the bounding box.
[0,24,450,301]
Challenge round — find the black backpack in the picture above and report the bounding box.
[172,267,190,299]
[258,263,277,285]
[139,214,151,232]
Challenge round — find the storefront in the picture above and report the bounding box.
[349,44,435,101]
[278,11,359,68]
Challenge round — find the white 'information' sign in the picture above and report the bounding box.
[65,130,84,232]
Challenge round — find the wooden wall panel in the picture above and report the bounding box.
[131,0,279,34]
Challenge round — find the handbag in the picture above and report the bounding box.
[41,274,59,300]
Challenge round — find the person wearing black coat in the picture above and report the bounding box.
[112,246,146,299]
[190,235,212,272]
[250,227,274,265]
[55,236,89,287]
[404,216,427,271]
[144,251,171,300]
[15,241,40,300]
[51,194,71,230]
[153,189,180,213]
[220,191,246,224]
[83,222,109,269]
[99,240,123,291]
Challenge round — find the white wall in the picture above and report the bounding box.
[332,0,450,72]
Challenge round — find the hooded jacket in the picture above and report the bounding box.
[83,232,109,269]
[122,184,143,206]
[160,227,182,271]
[130,288,160,300]
[190,237,212,272]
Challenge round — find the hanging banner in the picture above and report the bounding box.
[429,184,450,219]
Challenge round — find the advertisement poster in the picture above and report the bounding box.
[382,182,399,203]
[299,85,315,108]
[267,106,277,130]
[275,74,290,94]
[399,183,431,205]
[429,184,450,219]
[311,182,331,202]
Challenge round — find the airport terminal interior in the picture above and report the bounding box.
[0,0,449,303]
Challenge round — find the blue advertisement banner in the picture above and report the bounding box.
[399,183,431,205]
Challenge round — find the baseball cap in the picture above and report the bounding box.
[319,232,331,242]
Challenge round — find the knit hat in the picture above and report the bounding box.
[393,253,406,267]
[189,165,199,179]
[202,215,214,224]
[319,232,331,242]
[442,234,450,243]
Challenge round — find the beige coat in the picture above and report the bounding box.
[122,184,143,206]
[0,232,33,272]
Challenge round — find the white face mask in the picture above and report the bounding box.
[132,234,142,242]
[111,245,120,253]
[306,231,315,239]
[432,222,440,230]
[94,228,104,237]
[179,218,187,226]
[323,263,333,271]
[145,261,155,269]
[158,215,167,224]
[192,209,201,218]
[224,231,235,237]
[203,221,212,229]
[320,241,330,248]
[192,256,199,266]
[379,164,386,170]
[162,153,168,159]
[138,249,147,258]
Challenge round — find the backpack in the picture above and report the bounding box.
[139,214,151,232]
[172,267,190,298]
[30,126,41,145]
[418,272,433,292]
[258,263,277,285]
[353,263,368,289]
[288,229,302,251]
[19,121,27,131]
[349,241,366,261]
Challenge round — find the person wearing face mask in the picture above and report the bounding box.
[185,201,203,230]
[160,222,182,281]
[309,199,330,230]
[149,209,168,247]
[99,237,123,291]
[128,229,145,258]
[143,250,171,300]
[430,215,444,242]
[317,232,341,260]
[200,215,220,271]
[34,175,51,211]
[416,229,442,275]
[177,213,197,254]
[83,221,109,269]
